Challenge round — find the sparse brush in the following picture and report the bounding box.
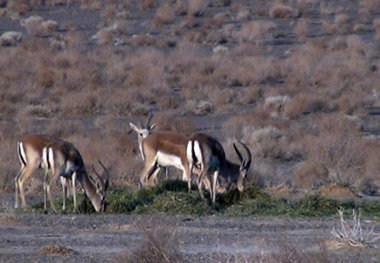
[119,225,182,263]
[269,3,296,18]
[37,243,78,255]
[187,0,208,16]
[152,5,176,28]
[331,208,380,248]
[374,19,380,40]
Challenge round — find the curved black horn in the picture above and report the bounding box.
[238,141,252,169]
[97,160,110,191]
[233,142,243,163]
[146,113,153,128]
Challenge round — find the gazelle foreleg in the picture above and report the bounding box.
[45,169,60,214]
[140,157,158,186]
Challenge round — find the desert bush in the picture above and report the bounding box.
[360,0,380,14]
[121,225,182,263]
[152,4,176,28]
[374,19,380,40]
[295,116,366,189]
[7,0,31,14]
[284,93,330,119]
[269,3,296,18]
[294,18,308,41]
[187,0,208,16]
[238,20,276,44]
[139,0,155,10]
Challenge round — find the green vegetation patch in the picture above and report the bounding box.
[31,180,380,218]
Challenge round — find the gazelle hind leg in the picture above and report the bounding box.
[211,170,218,204]
[61,177,68,212]
[72,172,77,212]
[19,164,38,208]
[46,170,60,214]
[14,166,24,208]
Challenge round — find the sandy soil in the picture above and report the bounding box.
[0,211,379,262]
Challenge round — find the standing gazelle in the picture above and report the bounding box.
[42,140,109,213]
[129,120,195,190]
[187,133,252,204]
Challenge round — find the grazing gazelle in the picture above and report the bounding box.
[15,134,58,209]
[129,119,196,190]
[42,140,109,213]
[187,133,252,203]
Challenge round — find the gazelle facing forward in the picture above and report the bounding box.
[15,134,58,208]
[42,140,109,213]
[129,120,196,190]
[187,133,252,203]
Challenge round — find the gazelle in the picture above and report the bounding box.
[42,139,109,213]
[187,133,252,203]
[129,119,196,190]
[15,134,58,209]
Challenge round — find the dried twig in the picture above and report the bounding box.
[331,208,380,248]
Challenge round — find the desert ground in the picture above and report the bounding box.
[0,0,380,262]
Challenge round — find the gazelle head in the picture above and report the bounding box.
[233,142,252,192]
[91,160,110,212]
[129,114,157,140]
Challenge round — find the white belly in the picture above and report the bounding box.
[156,151,184,171]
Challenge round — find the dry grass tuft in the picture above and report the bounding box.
[152,5,176,28]
[269,3,297,18]
[7,0,32,15]
[331,208,380,248]
[118,225,182,262]
[374,19,380,40]
[295,117,365,189]
[38,243,77,256]
[238,21,276,44]
[187,0,208,16]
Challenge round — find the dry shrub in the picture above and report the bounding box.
[128,34,157,46]
[139,0,155,10]
[152,5,176,28]
[241,125,291,160]
[269,3,296,18]
[118,226,182,262]
[294,19,308,41]
[295,116,365,189]
[260,243,329,263]
[284,93,330,119]
[61,91,100,116]
[7,0,31,15]
[37,243,77,256]
[92,27,115,45]
[187,0,208,16]
[238,20,276,44]
[374,19,380,40]
[360,0,380,13]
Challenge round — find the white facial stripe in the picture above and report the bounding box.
[156,151,183,170]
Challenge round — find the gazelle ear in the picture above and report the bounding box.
[129,122,140,133]
[149,123,157,131]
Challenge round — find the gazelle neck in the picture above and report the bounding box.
[79,172,102,211]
